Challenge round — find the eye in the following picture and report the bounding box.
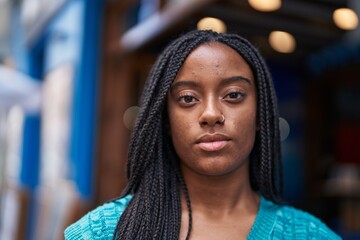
[183,95,196,103]
[223,91,245,102]
[177,94,199,106]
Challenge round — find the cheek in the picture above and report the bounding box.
[169,120,196,164]
[167,107,192,149]
[237,112,256,131]
[232,108,257,143]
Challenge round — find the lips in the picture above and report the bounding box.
[196,133,231,152]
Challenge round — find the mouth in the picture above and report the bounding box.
[196,133,231,152]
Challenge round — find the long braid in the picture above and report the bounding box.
[177,171,192,240]
[113,30,283,239]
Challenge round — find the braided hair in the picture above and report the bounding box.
[113,30,282,239]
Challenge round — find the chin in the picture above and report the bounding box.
[191,157,246,177]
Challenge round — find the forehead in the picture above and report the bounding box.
[174,42,254,83]
[188,42,244,61]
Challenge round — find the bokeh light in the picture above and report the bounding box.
[248,0,281,12]
[333,8,358,30]
[197,17,227,33]
[123,106,140,130]
[279,117,290,141]
[269,31,296,53]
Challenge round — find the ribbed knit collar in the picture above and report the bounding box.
[247,196,278,239]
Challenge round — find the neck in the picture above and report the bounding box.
[181,162,259,217]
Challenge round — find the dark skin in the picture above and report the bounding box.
[167,42,260,239]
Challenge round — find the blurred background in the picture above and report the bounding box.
[0,0,359,239]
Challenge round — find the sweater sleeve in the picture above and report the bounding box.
[64,195,132,240]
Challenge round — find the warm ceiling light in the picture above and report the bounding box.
[333,8,358,30]
[248,0,281,12]
[269,31,296,53]
[197,17,227,33]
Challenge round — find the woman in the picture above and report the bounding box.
[65,30,340,239]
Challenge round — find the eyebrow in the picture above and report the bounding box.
[170,75,252,91]
[220,76,252,86]
[170,81,200,91]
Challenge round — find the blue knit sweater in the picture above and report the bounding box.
[64,195,341,239]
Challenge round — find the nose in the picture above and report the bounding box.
[199,97,224,127]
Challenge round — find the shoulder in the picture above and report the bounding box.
[64,195,132,240]
[263,198,341,240]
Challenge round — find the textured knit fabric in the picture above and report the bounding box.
[64,195,341,239]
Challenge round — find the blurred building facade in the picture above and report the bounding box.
[0,0,102,239]
[0,0,359,239]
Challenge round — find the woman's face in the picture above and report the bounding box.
[167,42,257,177]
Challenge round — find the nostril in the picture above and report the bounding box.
[199,114,225,127]
[199,119,209,126]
